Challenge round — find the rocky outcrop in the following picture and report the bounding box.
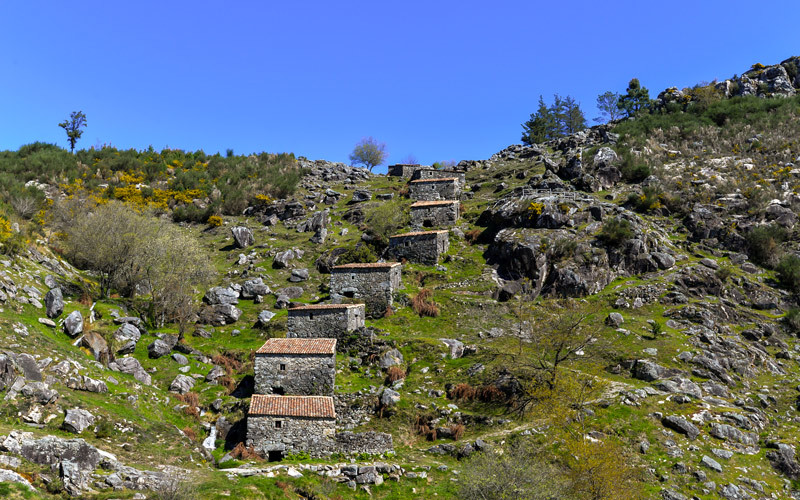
[108,357,151,385]
[230,226,254,248]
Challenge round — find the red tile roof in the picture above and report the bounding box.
[333,262,401,270]
[256,338,337,355]
[410,200,459,208]
[390,230,448,238]
[289,303,364,311]
[409,177,459,183]
[249,395,336,418]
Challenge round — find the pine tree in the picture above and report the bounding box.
[617,79,651,118]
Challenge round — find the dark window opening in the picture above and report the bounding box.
[268,450,283,462]
[273,387,285,395]
[275,420,282,428]
[309,313,314,320]
[279,363,286,371]
[343,291,355,299]
[423,219,434,228]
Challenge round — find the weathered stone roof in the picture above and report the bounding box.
[256,338,337,355]
[409,177,459,183]
[410,200,459,208]
[288,303,364,311]
[390,230,449,239]
[249,395,336,418]
[332,262,401,270]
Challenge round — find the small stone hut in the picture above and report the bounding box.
[410,200,460,228]
[287,303,365,340]
[388,230,449,265]
[409,178,461,201]
[411,168,466,187]
[388,163,428,179]
[247,395,336,460]
[330,262,402,317]
[254,338,337,396]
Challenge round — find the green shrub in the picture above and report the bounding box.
[95,419,114,438]
[336,244,377,265]
[627,186,662,212]
[745,224,787,268]
[777,254,800,292]
[597,218,633,247]
[784,308,800,332]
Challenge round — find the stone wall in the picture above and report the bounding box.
[287,304,365,340]
[411,168,466,187]
[330,264,402,317]
[247,418,393,458]
[247,416,336,457]
[387,164,428,179]
[409,178,460,201]
[388,231,449,265]
[410,201,459,228]
[254,354,335,396]
[333,431,393,455]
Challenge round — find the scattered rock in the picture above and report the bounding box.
[63,310,83,337]
[169,374,195,394]
[230,226,254,248]
[44,288,63,318]
[662,415,700,440]
[63,409,95,434]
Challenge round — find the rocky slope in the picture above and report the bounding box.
[2,58,800,499]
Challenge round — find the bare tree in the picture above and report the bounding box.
[349,137,387,172]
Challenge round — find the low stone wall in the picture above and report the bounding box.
[388,230,449,265]
[287,304,365,340]
[334,431,393,455]
[409,178,460,201]
[411,168,466,187]
[254,354,336,396]
[410,201,459,228]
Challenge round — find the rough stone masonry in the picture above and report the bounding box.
[330,263,402,317]
[254,338,336,396]
[388,230,449,265]
[287,303,365,340]
[408,178,461,201]
[411,168,466,187]
[410,200,460,228]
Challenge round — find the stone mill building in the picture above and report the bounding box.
[388,230,449,265]
[410,200,460,228]
[330,262,402,317]
[254,338,336,396]
[408,177,461,201]
[247,394,336,460]
[287,303,365,339]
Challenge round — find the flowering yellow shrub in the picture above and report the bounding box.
[207,215,223,227]
[255,194,273,205]
[528,202,544,216]
[0,217,11,242]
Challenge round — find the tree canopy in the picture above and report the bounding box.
[521,95,586,145]
[58,111,87,153]
[349,137,387,171]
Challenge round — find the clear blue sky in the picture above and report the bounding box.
[1,1,798,172]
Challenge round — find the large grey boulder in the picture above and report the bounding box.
[662,415,700,440]
[147,335,178,359]
[205,365,226,383]
[80,376,108,393]
[605,312,624,327]
[81,331,110,362]
[108,357,151,385]
[289,269,309,282]
[632,359,664,382]
[352,190,372,203]
[203,286,239,305]
[379,349,403,368]
[709,423,757,445]
[63,310,83,337]
[230,226,254,248]
[440,339,465,359]
[114,323,141,354]
[256,310,276,327]
[273,249,300,269]
[15,353,42,381]
[0,353,16,389]
[241,278,270,299]
[0,469,34,490]
[656,378,702,399]
[63,409,95,434]
[198,304,242,326]
[45,288,64,318]
[21,382,59,404]
[381,388,400,407]
[169,374,195,394]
